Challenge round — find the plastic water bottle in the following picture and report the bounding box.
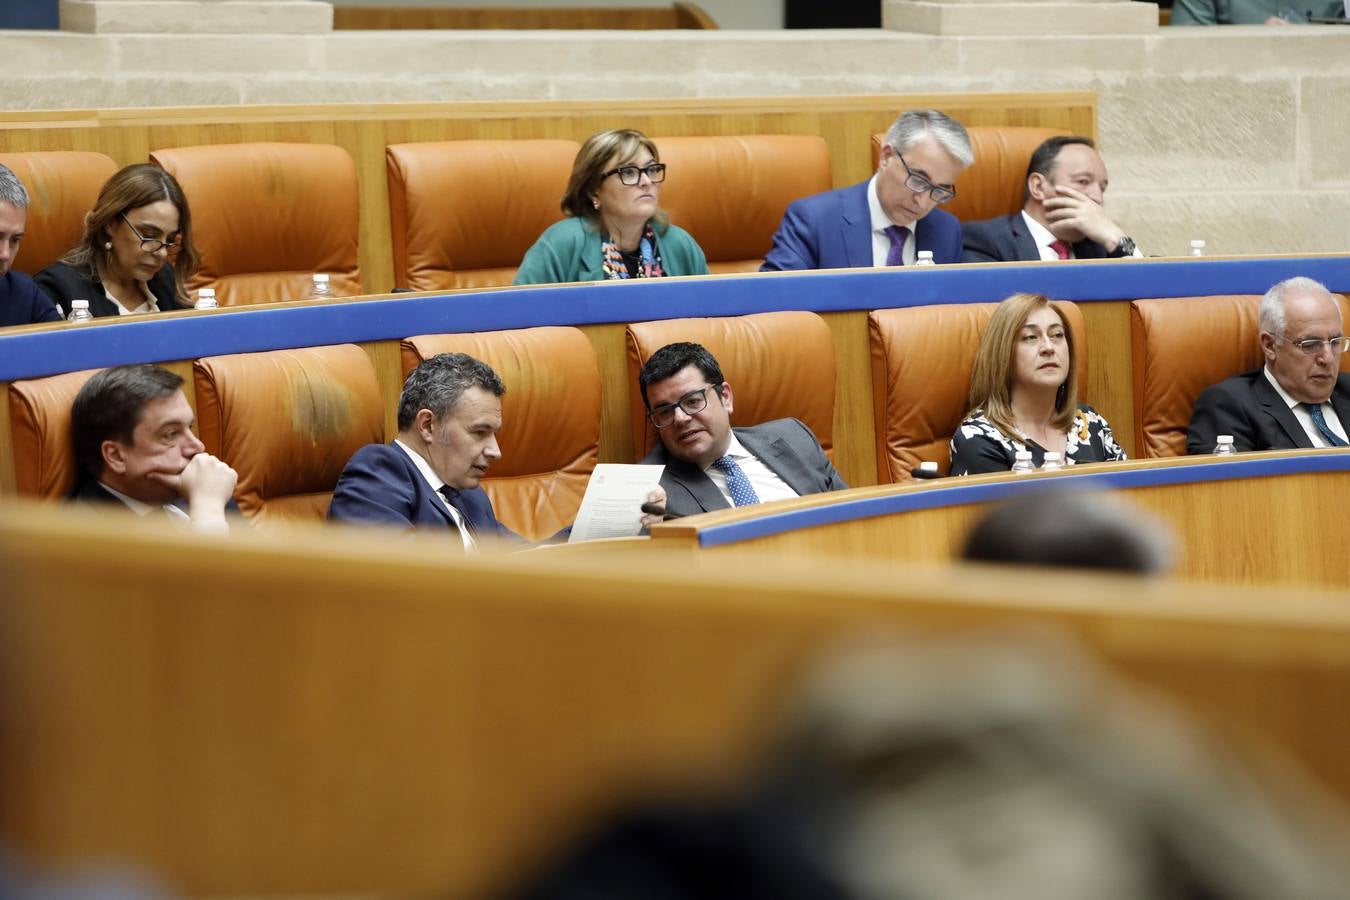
[194,287,217,310]
[1189,239,1206,257]
[307,273,334,300]
[1040,451,1063,471]
[1010,449,1036,474]
[915,250,936,267]
[66,299,92,324]
[1213,435,1236,456]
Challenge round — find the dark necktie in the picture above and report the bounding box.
[1049,240,1072,260]
[1303,403,1348,447]
[437,485,478,537]
[712,455,761,507]
[884,225,910,267]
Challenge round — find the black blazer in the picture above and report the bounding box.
[1186,369,1350,454]
[961,212,1108,264]
[35,260,187,319]
[640,418,847,518]
[67,473,242,516]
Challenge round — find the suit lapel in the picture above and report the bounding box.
[1253,375,1314,449]
[664,458,730,514]
[841,182,874,268]
[1008,214,1042,262]
[737,427,816,496]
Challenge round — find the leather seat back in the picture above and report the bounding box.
[625,311,835,459]
[401,326,600,540]
[8,368,100,498]
[656,135,832,273]
[386,139,578,291]
[1130,294,1350,457]
[870,126,1071,223]
[194,344,384,524]
[869,300,1089,481]
[0,151,118,276]
[150,143,362,305]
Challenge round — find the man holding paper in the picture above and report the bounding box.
[637,342,847,519]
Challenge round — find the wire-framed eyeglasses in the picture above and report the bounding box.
[647,385,718,429]
[897,154,957,205]
[1277,335,1350,357]
[121,214,181,254]
[602,163,667,186]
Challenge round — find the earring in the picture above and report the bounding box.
[591,198,600,210]
[104,241,112,250]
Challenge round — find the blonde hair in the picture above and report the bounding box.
[966,293,1079,442]
[560,128,668,232]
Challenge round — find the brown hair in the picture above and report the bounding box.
[61,163,201,304]
[71,364,184,479]
[966,293,1078,442]
[560,128,667,231]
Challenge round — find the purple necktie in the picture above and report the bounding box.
[884,225,910,267]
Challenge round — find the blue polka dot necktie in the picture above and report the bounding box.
[884,225,910,267]
[712,455,761,507]
[1303,403,1348,447]
[438,485,479,536]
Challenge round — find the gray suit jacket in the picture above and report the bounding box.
[1186,369,1350,454]
[640,418,847,518]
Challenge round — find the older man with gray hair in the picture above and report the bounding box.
[0,163,62,328]
[1188,276,1350,453]
[761,109,974,271]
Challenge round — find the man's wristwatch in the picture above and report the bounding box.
[1107,236,1137,258]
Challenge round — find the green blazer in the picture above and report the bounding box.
[513,216,709,286]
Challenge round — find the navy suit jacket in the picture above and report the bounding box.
[1186,369,1350,454]
[760,180,963,271]
[640,419,847,519]
[1,270,62,327]
[961,212,1108,264]
[327,442,516,540]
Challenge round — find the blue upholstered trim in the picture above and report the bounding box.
[694,452,1350,548]
[2,255,1347,381]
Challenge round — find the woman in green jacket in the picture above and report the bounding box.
[514,129,709,285]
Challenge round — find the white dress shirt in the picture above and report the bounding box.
[867,175,916,268]
[1022,211,1071,261]
[108,280,161,316]
[99,481,229,534]
[394,439,476,551]
[1263,367,1348,448]
[703,433,799,508]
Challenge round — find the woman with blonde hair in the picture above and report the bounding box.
[37,163,200,318]
[514,128,708,285]
[949,292,1126,475]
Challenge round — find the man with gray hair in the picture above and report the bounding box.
[760,109,973,271]
[328,352,518,547]
[0,163,62,328]
[1187,277,1350,453]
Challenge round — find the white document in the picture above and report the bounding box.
[568,463,665,543]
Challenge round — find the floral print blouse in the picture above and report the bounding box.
[949,405,1127,476]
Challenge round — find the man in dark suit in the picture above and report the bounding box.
[0,163,62,328]
[328,352,517,547]
[637,342,846,519]
[962,136,1140,264]
[1188,277,1350,454]
[760,109,971,272]
[69,364,238,531]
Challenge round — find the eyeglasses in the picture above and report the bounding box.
[121,214,181,254]
[1278,335,1350,356]
[647,384,717,429]
[897,154,957,205]
[602,163,667,186]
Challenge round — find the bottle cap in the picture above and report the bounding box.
[1014,449,1032,460]
[1044,451,1061,460]
[199,288,215,297]
[313,273,330,283]
[1217,434,1234,443]
[1190,240,1206,248]
[72,299,89,309]
[918,461,938,472]
[917,250,933,258]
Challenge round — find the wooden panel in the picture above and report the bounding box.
[3,501,1350,897]
[1078,297,1135,458]
[826,309,877,487]
[333,3,718,30]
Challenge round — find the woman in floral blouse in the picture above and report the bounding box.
[949,292,1126,475]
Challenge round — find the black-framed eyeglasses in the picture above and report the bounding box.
[647,384,717,429]
[1278,335,1350,357]
[602,163,667,186]
[121,214,181,254]
[897,154,957,205]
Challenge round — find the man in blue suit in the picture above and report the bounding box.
[329,352,517,548]
[760,109,972,271]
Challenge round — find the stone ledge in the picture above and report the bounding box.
[60,0,332,35]
[883,0,1158,34]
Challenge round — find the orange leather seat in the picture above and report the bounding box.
[0,151,118,276]
[1130,294,1350,458]
[194,345,384,524]
[7,368,100,499]
[625,310,835,460]
[869,301,1089,481]
[150,143,362,306]
[386,139,579,291]
[870,126,1070,223]
[401,326,600,541]
[656,135,832,273]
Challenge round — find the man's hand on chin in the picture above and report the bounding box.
[148,453,238,525]
[1043,186,1126,252]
